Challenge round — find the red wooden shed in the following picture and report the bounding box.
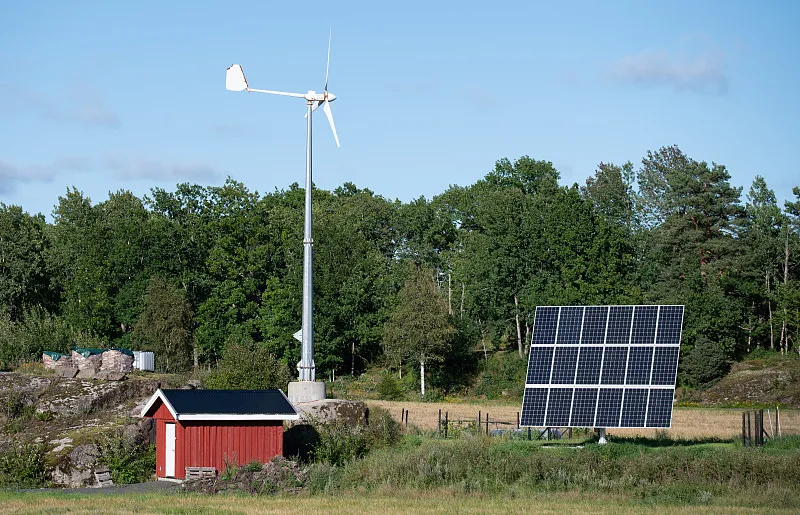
[140,389,299,479]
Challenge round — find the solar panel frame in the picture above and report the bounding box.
[521,305,683,429]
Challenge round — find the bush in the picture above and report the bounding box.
[95,431,156,484]
[473,351,526,400]
[376,372,405,401]
[312,407,402,466]
[0,444,48,488]
[0,308,73,370]
[204,335,291,390]
[680,336,732,387]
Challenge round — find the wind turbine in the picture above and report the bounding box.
[226,32,339,398]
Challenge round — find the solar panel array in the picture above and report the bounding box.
[520,305,684,428]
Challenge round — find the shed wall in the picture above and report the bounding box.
[180,421,284,476]
[147,399,286,479]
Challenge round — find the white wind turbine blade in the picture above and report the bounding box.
[323,100,340,148]
[325,28,331,93]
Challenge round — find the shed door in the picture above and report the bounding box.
[165,423,176,477]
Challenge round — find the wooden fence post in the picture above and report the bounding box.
[444,411,449,439]
[747,411,752,446]
[741,412,746,447]
[438,409,441,436]
[777,406,782,437]
[767,409,774,438]
[485,413,489,435]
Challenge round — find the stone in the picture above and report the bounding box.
[95,371,127,381]
[292,398,367,426]
[56,367,79,378]
[76,368,97,379]
[50,444,97,488]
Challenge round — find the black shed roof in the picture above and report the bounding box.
[141,389,299,421]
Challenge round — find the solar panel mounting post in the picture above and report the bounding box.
[598,427,607,444]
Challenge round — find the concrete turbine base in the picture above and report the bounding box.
[287,381,326,403]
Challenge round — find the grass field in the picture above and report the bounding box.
[0,490,795,514]
[365,400,799,439]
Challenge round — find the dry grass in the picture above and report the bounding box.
[0,491,786,514]
[365,400,799,439]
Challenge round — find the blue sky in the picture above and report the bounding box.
[1,1,798,218]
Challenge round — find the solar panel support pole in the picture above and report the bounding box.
[598,427,607,444]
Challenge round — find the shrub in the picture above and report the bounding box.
[376,372,405,401]
[311,407,402,466]
[95,431,155,484]
[680,336,732,387]
[0,308,73,370]
[0,444,48,488]
[313,421,370,466]
[473,351,526,400]
[204,335,291,390]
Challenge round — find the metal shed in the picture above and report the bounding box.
[140,389,299,480]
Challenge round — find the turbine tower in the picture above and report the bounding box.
[226,32,339,401]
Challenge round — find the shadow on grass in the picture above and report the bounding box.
[603,435,732,448]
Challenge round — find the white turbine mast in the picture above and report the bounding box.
[226,31,340,391]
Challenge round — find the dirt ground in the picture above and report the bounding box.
[365,400,799,439]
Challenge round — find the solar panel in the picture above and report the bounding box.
[521,305,684,429]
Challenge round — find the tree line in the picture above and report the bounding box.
[1,145,799,390]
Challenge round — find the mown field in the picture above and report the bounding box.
[0,490,794,514]
[365,401,799,439]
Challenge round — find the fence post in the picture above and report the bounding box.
[438,409,442,436]
[485,413,489,435]
[445,411,449,439]
[741,412,746,447]
[517,412,520,430]
[478,411,481,433]
[405,409,408,426]
[777,405,782,437]
[756,410,761,446]
[528,427,531,441]
[767,409,774,438]
[747,411,752,446]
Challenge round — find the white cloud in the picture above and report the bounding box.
[0,158,90,193]
[609,39,728,95]
[105,155,217,181]
[0,83,121,128]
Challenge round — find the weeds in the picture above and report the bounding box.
[94,431,155,484]
[0,443,48,488]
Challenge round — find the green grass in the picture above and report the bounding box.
[303,433,800,509]
[0,489,795,514]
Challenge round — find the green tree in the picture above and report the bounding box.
[741,176,786,351]
[204,334,291,390]
[132,277,194,372]
[636,146,745,384]
[0,205,54,321]
[383,263,455,396]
